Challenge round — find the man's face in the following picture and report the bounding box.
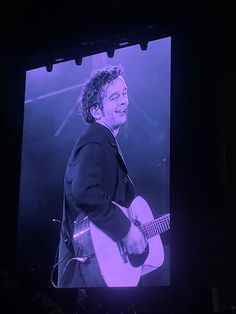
[100,76,128,131]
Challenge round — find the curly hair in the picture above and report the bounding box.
[78,64,124,123]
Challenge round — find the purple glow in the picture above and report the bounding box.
[17,37,171,287]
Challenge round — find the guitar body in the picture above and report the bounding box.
[90,219,141,287]
[129,196,164,276]
[73,196,166,287]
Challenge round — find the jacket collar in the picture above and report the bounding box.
[90,122,128,174]
[89,122,116,146]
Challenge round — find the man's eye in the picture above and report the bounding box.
[111,94,119,101]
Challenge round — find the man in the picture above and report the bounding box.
[57,64,146,287]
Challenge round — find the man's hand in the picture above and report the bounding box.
[122,223,147,255]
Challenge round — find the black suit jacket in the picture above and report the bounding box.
[57,122,135,287]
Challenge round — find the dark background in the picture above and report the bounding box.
[1,1,235,313]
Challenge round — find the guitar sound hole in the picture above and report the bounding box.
[128,243,149,267]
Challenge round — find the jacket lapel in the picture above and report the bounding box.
[112,140,128,174]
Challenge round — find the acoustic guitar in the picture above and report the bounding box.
[73,196,170,287]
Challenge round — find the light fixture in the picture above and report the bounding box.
[140,42,148,51]
[75,57,83,66]
[107,48,115,58]
[46,64,53,72]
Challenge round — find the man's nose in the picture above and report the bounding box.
[119,94,128,105]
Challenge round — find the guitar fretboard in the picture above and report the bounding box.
[140,213,170,239]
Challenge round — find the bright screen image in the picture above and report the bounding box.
[17,36,171,288]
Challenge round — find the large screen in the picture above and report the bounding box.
[17,36,171,289]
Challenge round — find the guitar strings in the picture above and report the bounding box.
[140,214,170,239]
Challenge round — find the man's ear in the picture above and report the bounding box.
[90,106,101,120]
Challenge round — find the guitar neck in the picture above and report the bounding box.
[140,213,170,239]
